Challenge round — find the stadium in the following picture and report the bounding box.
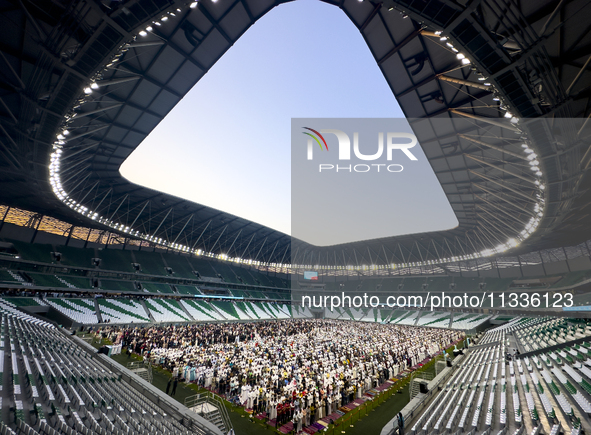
[0,0,590,435]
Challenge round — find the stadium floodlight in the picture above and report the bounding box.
[83,87,92,94]
[461,58,471,65]
[190,2,198,7]
[139,30,147,36]
[507,238,518,247]
[90,83,99,90]
[504,111,513,118]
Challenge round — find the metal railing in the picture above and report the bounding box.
[127,360,153,384]
[185,391,233,434]
[410,371,435,399]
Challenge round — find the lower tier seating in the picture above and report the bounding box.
[45,299,98,324]
[0,305,209,435]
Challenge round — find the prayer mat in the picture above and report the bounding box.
[278,422,294,434]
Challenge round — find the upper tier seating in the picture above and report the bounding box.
[161,253,196,279]
[96,249,134,273]
[140,282,174,294]
[54,245,96,268]
[133,250,167,276]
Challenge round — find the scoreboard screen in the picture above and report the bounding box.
[303,271,318,281]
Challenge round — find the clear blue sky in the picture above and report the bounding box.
[120,0,457,241]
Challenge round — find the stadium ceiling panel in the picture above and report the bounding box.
[0,0,590,268]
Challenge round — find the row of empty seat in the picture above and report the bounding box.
[411,341,509,434]
[4,241,289,288]
[411,317,591,435]
[0,299,211,435]
[0,295,298,323]
[0,269,290,300]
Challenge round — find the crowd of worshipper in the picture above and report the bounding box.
[96,319,463,430]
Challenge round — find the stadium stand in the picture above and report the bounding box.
[54,245,96,269]
[451,313,479,329]
[55,275,92,290]
[416,311,452,327]
[0,269,20,284]
[0,297,47,307]
[408,317,591,435]
[209,300,240,320]
[208,262,240,284]
[267,303,290,319]
[133,250,167,276]
[45,298,98,324]
[180,299,224,321]
[97,298,150,323]
[292,305,313,318]
[10,241,54,263]
[96,249,135,273]
[0,302,216,435]
[143,299,190,323]
[24,273,65,289]
[175,284,202,295]
[99,279,137,292]
[232,303,253,320]
[161,253,197,279]
[550,271,591,289]
[395,310,420,326]
[140,282,174,294]
[186,258,218,280]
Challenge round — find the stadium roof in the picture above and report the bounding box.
[0,0,590,268]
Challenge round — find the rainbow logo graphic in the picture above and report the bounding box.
[303,127,328,151]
